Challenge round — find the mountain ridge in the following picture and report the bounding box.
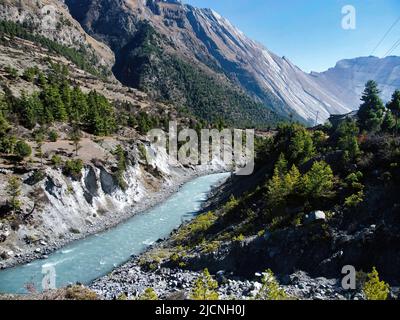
[64,0,353,124]
[312,55,400,111]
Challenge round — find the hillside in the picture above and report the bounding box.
[0,0,115,78]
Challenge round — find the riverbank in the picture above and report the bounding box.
[89,257,353,300]
[0,167,229,271]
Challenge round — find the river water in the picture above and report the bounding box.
[0,173,230,294]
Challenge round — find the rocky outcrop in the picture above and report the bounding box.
[0,0,115,73]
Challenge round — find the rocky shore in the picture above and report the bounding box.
[90,257,354,300]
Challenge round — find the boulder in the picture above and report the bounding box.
[216,270,227,283]
[305,211,326,224]
[0,251,10,260]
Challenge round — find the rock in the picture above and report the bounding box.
[216,270,227,283]
[305,211,326,224]
[0,234,6,243]
[252,282,262,291]
[35,248,41,253]
[0,252,10,260]
[171,280,178,287]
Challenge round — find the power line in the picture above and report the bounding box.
[371,16,400,55]
[347,16,400,101]
[349,16,400,89]
[383,38,400,57]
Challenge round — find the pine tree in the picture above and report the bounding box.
[255,269,288,300]
[301,161,334,199]
[35,131,45,166]
[267,172,286,208]
[114,145,128,190]
[14,140,32,160]
[382,111,395,133]
[6,175,22,214]
[275,153,288,176]
[61,83,72,118]
[357,81,385,132]
[267,162,301,209]
[69,126,82,157]
[70,86,88,124]
[139,288,158,300]
[22,67,38,83]
[86,91,116,136]
[190,268,219,300]
[18,93,43,129]
[41,84,67,122]
[337,118,360,160]
[267,156,289,208]
[0,135,17,154]
[38,71,47,87]
[387,90,400,135]
[0,112,9,136]
[284,164,301,194]
[288,126,315,164]
[362,267,390,300]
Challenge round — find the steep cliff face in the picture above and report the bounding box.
[64,0,352,124]
[312,56,400,110]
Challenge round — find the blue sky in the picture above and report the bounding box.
[183,0,400,72]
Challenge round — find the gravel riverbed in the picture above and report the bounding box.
[90,258,354,300]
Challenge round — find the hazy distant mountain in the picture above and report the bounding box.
[64,0,353,124]
[312,56,400,110]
